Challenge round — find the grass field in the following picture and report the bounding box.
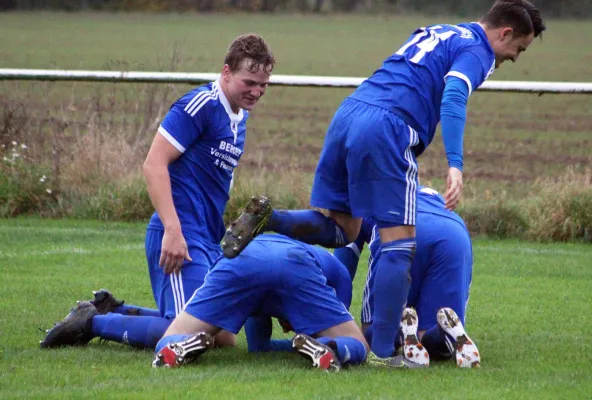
[1,217,591,399]
[0,12,590,204]
[0,12,591,399]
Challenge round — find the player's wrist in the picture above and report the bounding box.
[448,164,463,173]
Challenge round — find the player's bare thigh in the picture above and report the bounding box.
[316,320,370,352]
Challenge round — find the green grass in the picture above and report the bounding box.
[1,218,591,399]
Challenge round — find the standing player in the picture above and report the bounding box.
[334,186,479,368]
[222,0,545,365]
[40,34,275,350]
[152,234,373,372]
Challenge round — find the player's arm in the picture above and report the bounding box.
[440,75,469,210]
[143,102,204,274]
[143,133,191,275]
[442,46,490,210]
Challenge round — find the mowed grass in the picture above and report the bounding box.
[0,217,591,399]
[0,12,591,201]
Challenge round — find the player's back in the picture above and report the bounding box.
[148,81,248,246]
[350,23,495,155]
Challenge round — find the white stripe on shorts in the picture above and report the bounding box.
[404,126,419,225]
[170,272,184,316]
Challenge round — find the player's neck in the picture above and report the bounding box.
[478,22,496,46]
[218,79,240,114]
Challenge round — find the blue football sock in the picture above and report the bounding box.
[113,304,161,317]
[317,336,367,366]
[421,324,454,360]
[155,333,195,354]
[364,325,373,345]
[370,238,415,358]
[91,313,170,349]
[267,210,348,248]
[245,316,272,352]
[244,316,295,352]
[269,339,294,352]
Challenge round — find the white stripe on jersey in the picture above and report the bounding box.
[445,71,473,95]
[184,86,214,113]
[158,125,186,153]
[185,86,219,117]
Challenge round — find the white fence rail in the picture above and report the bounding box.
[1,68,592,94]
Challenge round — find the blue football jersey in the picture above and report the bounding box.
[351,23,495,155]
[148,80,247,245]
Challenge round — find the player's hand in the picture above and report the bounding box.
[445,167,463,211]
[160,227,192,275]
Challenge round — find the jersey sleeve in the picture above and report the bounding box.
[445,45,492,96]
[158,98,207,153]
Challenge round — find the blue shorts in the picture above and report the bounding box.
[362,214,472,329]
[311,97,420,226]
[184,235,353,335]
[146,228,221,320]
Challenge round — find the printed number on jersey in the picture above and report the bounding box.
[396,26,456,64]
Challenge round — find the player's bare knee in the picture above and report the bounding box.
[214,331,237,347]
[327,211,362,243]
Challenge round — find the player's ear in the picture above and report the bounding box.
[499,27,513,42]
[222,64,232,82]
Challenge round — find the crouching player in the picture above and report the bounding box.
[153,234,369,372]
[334,186,480,368]
[243,245,353,354]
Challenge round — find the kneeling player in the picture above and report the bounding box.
[334,186,480,368]
[244,245,352,353]
[153,234,370,372]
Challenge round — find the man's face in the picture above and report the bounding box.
[491,27,534,68]
[222,59,271,112]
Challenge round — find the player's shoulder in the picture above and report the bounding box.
[171,81,221,117]
[449,23,493,55]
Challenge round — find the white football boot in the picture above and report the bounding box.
[400,307,430,366]
[437,307,481,368]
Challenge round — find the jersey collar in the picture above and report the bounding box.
[214,79,244,124]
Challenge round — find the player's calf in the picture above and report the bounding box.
[152,332,214,368]
[221,196,272,259]
[437,307,480,368]
[292,334,341,372]
[401,307,430,366]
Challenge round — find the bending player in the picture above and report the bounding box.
[334,186,479,368]
[152,234,375,372]
[243,245,352,354]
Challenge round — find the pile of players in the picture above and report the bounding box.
[40,0,546,372]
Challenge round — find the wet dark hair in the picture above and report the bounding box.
[480,0,546,38]
[224,33,276,75]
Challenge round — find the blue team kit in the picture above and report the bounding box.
[147,80,248,318]
[311,23,495,226]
